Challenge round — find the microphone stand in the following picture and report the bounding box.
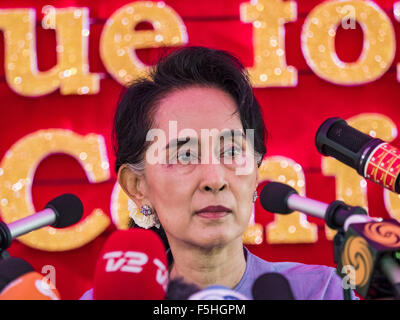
[0,221,12,261]
[323,200,400,300]
[332,231,352,300]
[261,181,400,299]
[325,201,361,300]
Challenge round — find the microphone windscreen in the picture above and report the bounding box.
[260,182,298,214]
[0,257,34,292]
[252,273,295,300]
[188,285,249,300]
[166,277,200,300]
[93,228,168,300]
[315,117,374,169]
[45,193,83,228]
[0,271,60,300]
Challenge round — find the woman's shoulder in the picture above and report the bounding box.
[239,248,354,300]
[248,249,334,275]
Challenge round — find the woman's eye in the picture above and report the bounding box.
[177,150,198,164]
[223,146,241,158]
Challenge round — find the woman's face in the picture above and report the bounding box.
[142,86,258,249]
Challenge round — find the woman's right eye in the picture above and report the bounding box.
[177,149,198,164]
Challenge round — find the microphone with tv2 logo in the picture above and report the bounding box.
[315,117,400,194]
[93,228,168,300]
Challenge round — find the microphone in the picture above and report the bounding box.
[93,228,168,300]
[252,273,295,300]
[315,117,400,194]
[0,272,61,300]
[166,277,201,300]
[0,257,60,300]
[0,193,83,251]
[188,285,249,300]
[260,181,373,231]
[260,181,400,300]
[0,257,33,292]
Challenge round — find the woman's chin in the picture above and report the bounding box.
[189,231,239,249]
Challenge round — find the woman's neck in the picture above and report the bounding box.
[168,238,247,289]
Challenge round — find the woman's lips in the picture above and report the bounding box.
[195,205,232,219]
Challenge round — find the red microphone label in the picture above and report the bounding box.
[365,143,400,192]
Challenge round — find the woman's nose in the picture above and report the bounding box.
[199,163,228,193]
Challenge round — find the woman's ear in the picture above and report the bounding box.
[117,165,146,206]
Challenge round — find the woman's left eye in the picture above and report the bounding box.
[223,146,241,157]
[177,149,198,163]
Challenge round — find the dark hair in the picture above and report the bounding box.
[112,46,267,249]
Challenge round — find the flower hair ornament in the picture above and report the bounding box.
[128,199,160,229]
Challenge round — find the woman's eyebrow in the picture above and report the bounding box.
[164,129,245,150]
[219,129,246,141]
[164,136,199,150]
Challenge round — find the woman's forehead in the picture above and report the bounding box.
[153,86,242,133]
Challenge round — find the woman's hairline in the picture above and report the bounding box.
[121,83,263,176]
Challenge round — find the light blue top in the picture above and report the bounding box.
[80,247,357,300]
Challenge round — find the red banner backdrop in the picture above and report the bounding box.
[1,0,400,299]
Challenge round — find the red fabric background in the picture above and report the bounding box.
[1,0,400,299]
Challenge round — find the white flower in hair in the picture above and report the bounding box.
[128,198,160,229]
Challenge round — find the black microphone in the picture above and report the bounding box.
[260,182,400,300]
[315,117,400,194]
[166,277,201,300]
[0,257,33,292]
[252,273,295,300]
[0,194,83,251]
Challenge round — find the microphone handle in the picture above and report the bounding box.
[287,194,328,219]
[287,193,371,231]
[0,209,56,250]
[7,209,56,239]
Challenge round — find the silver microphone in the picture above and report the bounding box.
[0,193,83,250]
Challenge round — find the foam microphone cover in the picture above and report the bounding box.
[252,273,295,300]
[45,193,83,228]
[0,257,34,292]
[166,277,201,300]
[93,229,168,300]
[260,182,298,214]
[0,272,60,300]
[188,285,249,300]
